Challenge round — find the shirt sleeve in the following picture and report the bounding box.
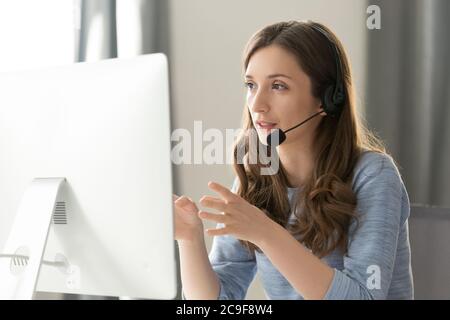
[323,153,410,300]
[208,177,258,300]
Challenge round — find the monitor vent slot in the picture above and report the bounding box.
[53,201,67,224]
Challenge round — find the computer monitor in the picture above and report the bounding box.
[0,53,177,299]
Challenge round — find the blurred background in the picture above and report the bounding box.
[0,0,449,299]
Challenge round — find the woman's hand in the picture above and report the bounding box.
[173,194,203,242]
[198,181,276,246]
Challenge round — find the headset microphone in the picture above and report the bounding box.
[266,110,325,147]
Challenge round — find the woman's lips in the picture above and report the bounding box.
[256,121,277,130]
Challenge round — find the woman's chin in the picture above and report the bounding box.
[256,132,269,146]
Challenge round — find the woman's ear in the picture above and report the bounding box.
[318,106,327,117]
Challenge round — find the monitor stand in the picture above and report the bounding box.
[0,178,67,299]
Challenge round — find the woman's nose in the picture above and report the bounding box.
[249,90,270,113]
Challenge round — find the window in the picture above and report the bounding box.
[0,0,77,73]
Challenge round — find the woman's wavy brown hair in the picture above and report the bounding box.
[233,20,387,258]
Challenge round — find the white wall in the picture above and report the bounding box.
[168,0,368,299]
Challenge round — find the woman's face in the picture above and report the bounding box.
[245,45,324,147]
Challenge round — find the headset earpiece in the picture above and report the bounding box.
[322,84,344,118]
[311,23,346,119]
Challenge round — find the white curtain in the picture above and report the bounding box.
[77,0,169,61]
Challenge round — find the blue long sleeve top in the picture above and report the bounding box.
[207,150,414,299]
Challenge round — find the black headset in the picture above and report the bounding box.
[266,23,347,147]
[309,24,345,118]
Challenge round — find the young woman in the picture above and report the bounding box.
[173,20,413,300]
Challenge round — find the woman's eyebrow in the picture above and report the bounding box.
[245,73,293,80]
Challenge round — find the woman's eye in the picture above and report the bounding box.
[272,83,287,90]
[244,82,286,91]
[245,82,255,90]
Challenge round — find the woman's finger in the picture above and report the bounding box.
[198,211,227,223]
[205,226,230,237]
[208,181,237,202]
[199,196,227,212]
[175,196,197,211]
[174,195,189,205]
